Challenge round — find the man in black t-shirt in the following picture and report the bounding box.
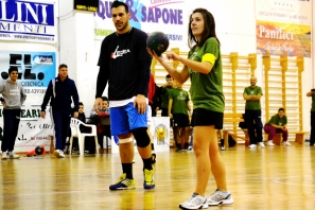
[93,1,154,191]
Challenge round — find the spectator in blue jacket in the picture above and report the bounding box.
[40,64,79,158]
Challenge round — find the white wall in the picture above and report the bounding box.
[59,0,98,115]
[78,0,315,131]
[313,0,315,86]
[0,0,312,137]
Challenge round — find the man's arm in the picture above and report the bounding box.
[133,32,152,114]
[95,66,109,98]
[136,32,152,96]
[94,52,110,115]
[250,94,262,101]
[95,37,110,99]
[270,123,283,129]
[20,85,27,105]
[41,80,53,112]
[186,101,191,119]
[243,93,261,101]
[307,91,314,97]
[243,93,250,100]
[283,116,288,130]
[72,81,80,112]
[168,98,173,118]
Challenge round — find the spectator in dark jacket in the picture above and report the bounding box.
[40,64,79,158]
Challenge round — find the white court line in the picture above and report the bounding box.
[273,175,315,188]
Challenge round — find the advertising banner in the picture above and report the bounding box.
[255,0,312,57]
[0,50,56,152]
[0,51,56,104]
[94,0,187,45]
[0,105,53,153]
[0,0,56,43]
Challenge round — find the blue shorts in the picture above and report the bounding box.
[110,102,148,136]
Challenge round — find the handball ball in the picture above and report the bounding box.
[146,32,169,56]
[35,146,43,155]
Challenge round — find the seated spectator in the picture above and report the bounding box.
[89,96,110,154]
[65,102,87,154]
[264,108,290,146]
[72,102,87,153]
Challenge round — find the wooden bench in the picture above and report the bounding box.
[223,113,247,148]
[264,132,282,145]
[294,131,308,144]
[264,131,308,145]
[223,113,244,123]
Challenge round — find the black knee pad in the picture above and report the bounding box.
[132,128,150,148]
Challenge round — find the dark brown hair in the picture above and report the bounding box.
[278,108,285,112]
[188,8,220,49]
[8,66,18,74]
[58,64,68,70]
[111,0,129,13]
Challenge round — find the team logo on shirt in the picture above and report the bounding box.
[177,91,186,100]
[111,46,131,59]
[9,86,20,96]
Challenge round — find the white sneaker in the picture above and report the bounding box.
[1,151,8,160]
[259,142,265,148]
[267,140,274,146]
[8,152,20,159]
[284,141,291,146]
[54,149,65,158]
[179,193,208,209]
[249,144,257,149]
[207,190,233,206]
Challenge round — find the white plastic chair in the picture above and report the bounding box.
[69,118,99,156]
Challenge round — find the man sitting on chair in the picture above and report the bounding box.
[90,96,110,154]
[264,108,290,146]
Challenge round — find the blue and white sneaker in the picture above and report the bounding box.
[207,190,233,206]
[109,173,136,190]
[179,193,208,209]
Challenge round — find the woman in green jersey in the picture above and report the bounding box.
[148,8,233,210]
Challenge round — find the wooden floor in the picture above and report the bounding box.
[1,143,315,210]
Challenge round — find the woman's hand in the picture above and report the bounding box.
[147,48,182,62]
[165,51,181,61]
[147,48,164,63]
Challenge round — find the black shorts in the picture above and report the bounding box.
[172,114,190,127]
[191,108,223,129]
